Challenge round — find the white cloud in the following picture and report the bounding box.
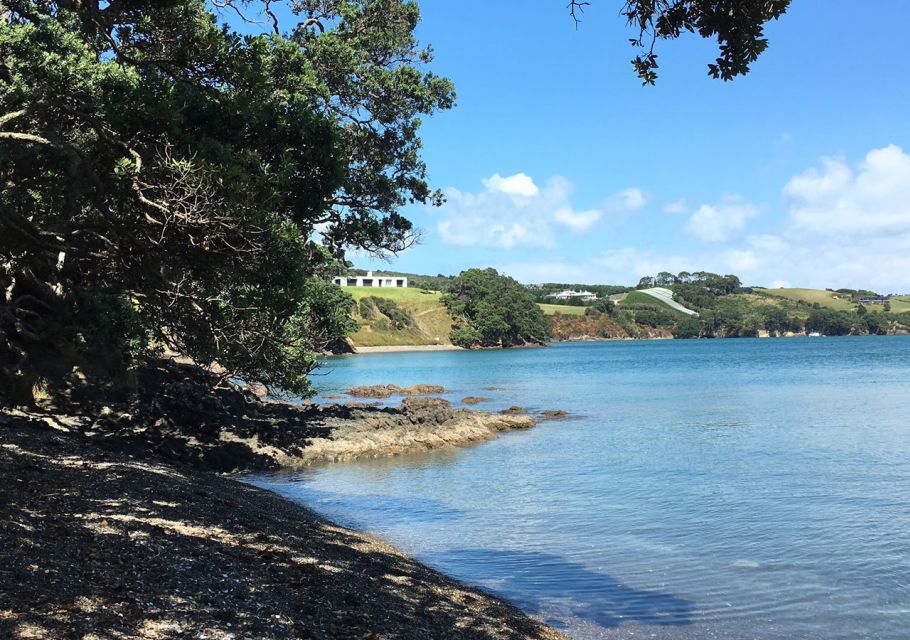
[663,198,689,215]
[429,146,910,292]
[554,207,602,231]
[483,172,539,197]
[784,144,910,236]
[435,173,628,249]
[606,187,648,213]
[724,249,760,272]
[686,196,760,242]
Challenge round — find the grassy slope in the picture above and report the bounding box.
[345,285,910,348]
[757,288,856,311]
[345,286,454,347]
[539,303,586,316]
[618,290,688,315]
[756,288,910,314]
[347,288,587,346]
[889,296,910,313]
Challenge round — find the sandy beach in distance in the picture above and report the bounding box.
[354,344,463,353]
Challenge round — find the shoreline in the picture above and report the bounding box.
[1,414,565,640]
[0,361,570,638]
[353,344,462,353]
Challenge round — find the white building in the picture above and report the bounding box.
[549,290,597,302]
[333,271,408,288]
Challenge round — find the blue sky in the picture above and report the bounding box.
[234,1,910,291]
[355,0,910,292]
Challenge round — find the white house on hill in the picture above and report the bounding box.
[549,290,597,302]
[333,271,408,288]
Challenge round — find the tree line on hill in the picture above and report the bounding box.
[545,271,910,341]
[350,268,910,347]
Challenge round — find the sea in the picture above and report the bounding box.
[249,337,910,639]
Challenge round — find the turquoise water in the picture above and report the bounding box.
[250,338,910,639]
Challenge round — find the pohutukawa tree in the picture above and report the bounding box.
[570,0,791,84]
[0,0,791,404]
[0,0,454,403]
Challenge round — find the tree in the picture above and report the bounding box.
[442,269,551,348]
[0,0,454,404]
[806,309,853,336]
[592,298,615,315]
[672,316,702,339]
[569,0,791,84]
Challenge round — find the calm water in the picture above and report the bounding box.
[250,338,910,639]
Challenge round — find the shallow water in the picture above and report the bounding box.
[249,337,910,639]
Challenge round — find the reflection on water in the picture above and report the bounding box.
[249,337,910,639]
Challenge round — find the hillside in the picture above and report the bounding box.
[616,288,699,316]
[349,288,586,347]
[342,280,910,349]
[756,288,856,311]
[346,287,454,347]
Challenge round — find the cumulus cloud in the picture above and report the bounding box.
[685,196,760,242]
[482,172,539,197]
[436,173,639,249]
[606,187,648,213]
[784,144,910,236]
[663,198,689,215]
[433,146,910,292]
[496,248,696,286]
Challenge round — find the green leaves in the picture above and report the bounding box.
[442,269,551,348]
[618,0,791,83]
[0,0,452,402]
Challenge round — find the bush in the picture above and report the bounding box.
[443,269,551,348]
[360,297,415,330]
[673,316,703,339]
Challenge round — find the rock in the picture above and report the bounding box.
[246,383,269,398]
[400,397,454,425]
[461,397,489,405]
[540,410,568,420]
[499,406,528,415]
[346,384,446,398]
[401,384,446,396]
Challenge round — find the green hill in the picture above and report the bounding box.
[345,287,454,347]
[539,303,586,316]
[756,288,856,311]
[754,288,910,314]
[348,288,588,346]
[341,281,910,349]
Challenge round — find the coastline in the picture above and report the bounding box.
[0,415,565,640]
[353,344,462,353]
[0,363,567,639]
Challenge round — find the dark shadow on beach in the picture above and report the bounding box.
[432,548,695,631]
[0,414,562,640]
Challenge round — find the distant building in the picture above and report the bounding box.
[857,295,890,305]
[549,290,597,302]
[333,271,408,288]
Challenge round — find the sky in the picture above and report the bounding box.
[238,1,910,291]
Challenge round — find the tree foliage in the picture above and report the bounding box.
[0,0,454,403]
[570,0,790,84]
[443,269,551,348]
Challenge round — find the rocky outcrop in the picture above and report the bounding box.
[300,399,536,465]
[346,384,446,398]
[9,364,537,473]
[499,406,528,415]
